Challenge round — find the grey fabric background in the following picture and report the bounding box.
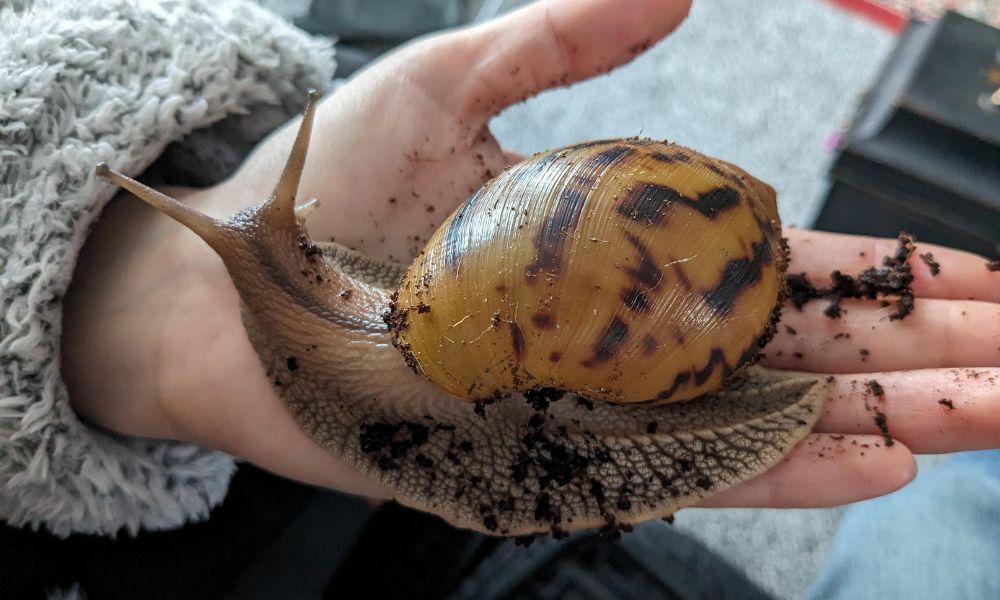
[0,0,335,541]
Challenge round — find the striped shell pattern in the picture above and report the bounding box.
[389,139,785,405]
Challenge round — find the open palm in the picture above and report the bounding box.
[64,0,1000,513]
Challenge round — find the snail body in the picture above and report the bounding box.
[97,92,827,537]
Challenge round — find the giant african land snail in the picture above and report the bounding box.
[96,91,827,538]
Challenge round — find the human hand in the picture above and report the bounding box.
[63,0,693,498]
[65,0,1000,513]
[702,230,1000,508]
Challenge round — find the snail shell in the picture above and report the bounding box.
[97,91,827,538]
[389,140,784,404]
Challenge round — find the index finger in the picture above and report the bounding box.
[785,229,1000,303]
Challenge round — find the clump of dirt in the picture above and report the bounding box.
[524,387,564,412]
[473,397,495,419]
[383,292,421,373]
[297,234,321,262]
[597,514,634,539]
[919,252,940,276]
[873,411,893,447]
[786,232,916,320]
[360,421,430,471]
[863,379,893,447]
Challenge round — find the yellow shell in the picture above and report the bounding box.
[388,139,784,404]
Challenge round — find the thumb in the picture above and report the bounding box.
[431,0,692,126]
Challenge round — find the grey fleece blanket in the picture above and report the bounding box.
[0,0,334,537]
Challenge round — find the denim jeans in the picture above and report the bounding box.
[806,450,1000,599]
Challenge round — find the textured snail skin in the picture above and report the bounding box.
[390,139,784,404]
[96,92,828,537]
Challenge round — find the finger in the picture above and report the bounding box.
[812,369,1000,454]
[764,298,1000,372]
[786,229,1000,302]
[700,434,915,508]
[441,0,691,124]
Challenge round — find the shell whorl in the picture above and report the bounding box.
[389,140,784,404]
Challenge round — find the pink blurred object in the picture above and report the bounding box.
[825,0,1000,30]
[826,0,909,31]
[824,130,845,152]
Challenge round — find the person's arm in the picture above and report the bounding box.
[0,0,335,537]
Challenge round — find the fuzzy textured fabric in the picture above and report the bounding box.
[0,0,335,537]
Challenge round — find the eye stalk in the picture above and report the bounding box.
[95,88,323,245]
[95,161,228,250]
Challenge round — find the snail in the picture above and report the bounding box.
[96,91,828,537]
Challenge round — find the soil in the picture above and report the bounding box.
[863,378,894,447]
[297,234,321,262]
[383,292,421,373]
[473,398,495,419]
[919,252,940,276]
[873,411,894,447]
[524,387,564,412]
[360,421,431,471]
[786,232,916,320]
